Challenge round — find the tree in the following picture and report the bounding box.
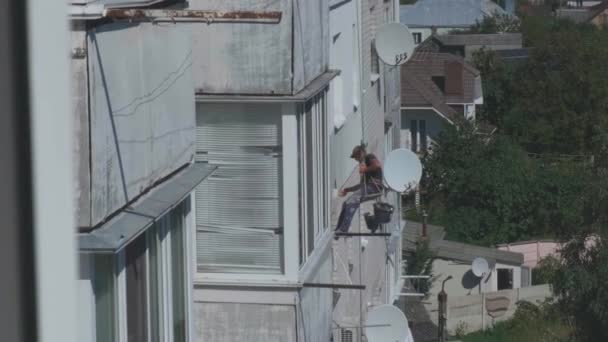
[453,14,521,34]
[421,123,585,245]
[548,130,608,341]
[473,18,608,155]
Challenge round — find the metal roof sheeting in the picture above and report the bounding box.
[402,221,524,265]
[435,33,523,47]
[78,163,216,253]
[400,0,509,28]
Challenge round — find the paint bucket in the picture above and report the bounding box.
[373,202,394,224]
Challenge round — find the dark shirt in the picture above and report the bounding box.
[344,153,383,193]
[362,153,383,185]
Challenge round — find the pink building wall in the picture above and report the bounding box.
[497,241,560,268]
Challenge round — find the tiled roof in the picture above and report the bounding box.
[400,0,510,28]
[401,50,481,120]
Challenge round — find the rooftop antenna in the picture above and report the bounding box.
[383,148,423,193]
[374,23,416,66]
[365,304,412,342]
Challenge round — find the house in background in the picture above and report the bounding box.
[423,33,523,61]
[402,221,528,298]
[400,0,511,45]
[400,49,483,152]
[557,1,608,26]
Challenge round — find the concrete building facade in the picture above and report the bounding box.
[67,0,405,341]
[68,2,213,341]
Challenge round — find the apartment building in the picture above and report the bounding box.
[69,1,211,341]
[65,0,405,341]
[330,0,404,341]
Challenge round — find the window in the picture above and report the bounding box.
[299,91,330,264]
[94,255,117,342]
[371,42,380,77]
[410,120,418,152]
[195,104,284,274]
[419,120,427,152]
[90,201,191,342]
[497,268,514,290]
[413,32,422,45]
[126,235,148,342]
[432,76,446,93]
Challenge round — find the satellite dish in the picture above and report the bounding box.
[384,148,422,193]
[374,23,416,66]
[365,305,410,342]
[472,257,490,277]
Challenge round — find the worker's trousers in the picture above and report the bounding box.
[335,184,381,233]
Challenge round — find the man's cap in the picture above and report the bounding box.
[350,145,365,158]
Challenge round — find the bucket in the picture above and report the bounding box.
[364,213,380,233]
[373,202,394,224]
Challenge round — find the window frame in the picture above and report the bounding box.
[90,199,192,342]
[413,32,422,45]
[298,91,331,267]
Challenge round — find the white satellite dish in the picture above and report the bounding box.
[365,305,410,342]
[384,148,422,193]
[472,257,490,277]
[374,23,416,66]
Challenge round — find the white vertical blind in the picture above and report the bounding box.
[195,104,284,274]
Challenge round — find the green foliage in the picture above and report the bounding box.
[549,234,608,341]
[474,18,608,155]
[532,255,560,285]
[461,300,573,341]
[463,14,521,34]
[421,124,585,245]
[406,239,434,294]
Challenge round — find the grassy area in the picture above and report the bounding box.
[459,301,573,342]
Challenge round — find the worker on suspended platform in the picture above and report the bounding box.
[335,145,384,237]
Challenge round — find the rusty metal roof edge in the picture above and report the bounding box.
[195,70,340,103]
[78,163,217,253]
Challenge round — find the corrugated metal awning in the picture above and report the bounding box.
[78,163,216,253]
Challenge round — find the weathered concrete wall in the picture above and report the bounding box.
[71,23,92,227]
[193,302,297,342]
[188,0,328,95]
[329,0,357,130]
[421,284,552,334]
[87,22,195,226]
[293,0,330,93]
[298,252,333,342]
[188,0,293,95]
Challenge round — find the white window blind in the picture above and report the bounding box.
[195,104,284,274]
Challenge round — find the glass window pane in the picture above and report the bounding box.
[171,203,187,342]
[94,255,116,342]
[148,225,161,342]
[126,234,148,342]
